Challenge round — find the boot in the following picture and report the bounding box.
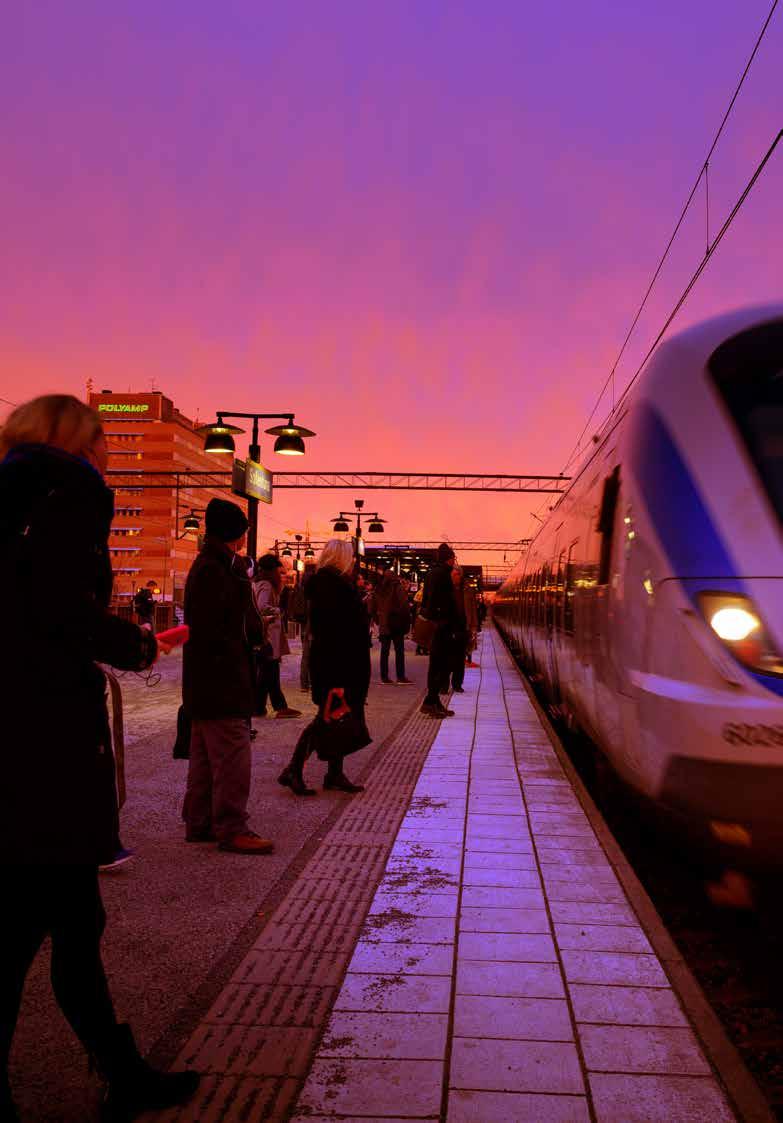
[324,771,365,793]
[278,765,316,797]
[99,1024,199,1121]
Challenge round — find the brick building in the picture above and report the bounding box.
[89,390,232,604]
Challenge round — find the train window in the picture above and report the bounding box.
[709,321,783,524]
[564,542,578,635]
[597,466,620,584]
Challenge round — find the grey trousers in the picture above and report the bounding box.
[184,718,251,842]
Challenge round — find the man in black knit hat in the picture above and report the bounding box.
[182,498,274,854]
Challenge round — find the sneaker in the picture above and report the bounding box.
[275,707,302,719]
[218,832,274,854]
[396,678,415,684]
[99,848,134,872]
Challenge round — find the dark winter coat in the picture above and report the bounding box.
[371,572,411,636]
[422,562,458,628]
[307,566,372,709]
[183,537,264,720]
[0,444,155,864]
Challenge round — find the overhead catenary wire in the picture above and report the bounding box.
[560,0,779,475]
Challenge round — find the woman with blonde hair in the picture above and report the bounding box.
[0,395,199,1120]
[278,538,371,795]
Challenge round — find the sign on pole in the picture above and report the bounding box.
[231,458,273,505]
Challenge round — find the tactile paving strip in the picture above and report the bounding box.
[144,686,446,1122]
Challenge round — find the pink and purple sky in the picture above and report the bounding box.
[1,1,781,560]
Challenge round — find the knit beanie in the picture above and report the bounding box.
[205,498,249,542]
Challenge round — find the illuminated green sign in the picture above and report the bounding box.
[98,403,150,413]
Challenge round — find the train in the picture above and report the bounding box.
[493,305,783,866]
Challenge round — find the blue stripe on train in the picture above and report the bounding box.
[630,404,783,698]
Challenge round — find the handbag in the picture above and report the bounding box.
[304,688,372,762]
[412,613,437,652]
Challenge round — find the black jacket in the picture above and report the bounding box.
[307,567,371,709]
[422,562,458,627]
[183,538,263,720]
[0,444,155,864]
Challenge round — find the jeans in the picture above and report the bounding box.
[256,658,287,713]
[425,624,452,704]
[380,631,406,681]
[183,718,251,841]
[1,866,117,1084]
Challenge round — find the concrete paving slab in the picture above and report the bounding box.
[580,1023,712,1076]
[456,960,565,999]
[450,1037,584,1094]
[588,1073,736,1122]
[454,995,573,1041]
[347,940,454,976]
[320,1010,449,1059]
[570,984,688,1027]
[334,972,452,1013]
[460,906,551,934]
[561,950,669,988]
[447,1089,590,1122]
[298,1057,443,1118]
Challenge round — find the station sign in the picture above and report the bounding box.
[232,458,273,504]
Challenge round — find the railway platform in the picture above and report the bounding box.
[144,629,761,1123]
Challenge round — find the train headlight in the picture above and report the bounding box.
[699,592,783,677]
[710,606,760,642]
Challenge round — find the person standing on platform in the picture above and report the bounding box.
[252,554,301,718]
[372,567,413,685]
[420,543,458,717]
[182,498,274,855]
[278,539,371,795]
[464,579,480,668]
[448,566,477,692]
[290,560,316,691]
[0,395,199,1121]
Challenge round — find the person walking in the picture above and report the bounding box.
[0,394,199,1122]
[420,543,458,717]
[182,498,274,855]
[252,554,301,718]
[371,567,413,684]
[278,539,372,795]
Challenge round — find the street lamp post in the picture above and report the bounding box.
[331,499,387,561]
[197,412,315,559]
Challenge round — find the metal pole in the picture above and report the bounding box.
[247,417,260,560]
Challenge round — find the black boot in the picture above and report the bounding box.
[323,771,365,793]
[99,1024,199,1121]
[278,765,316,797]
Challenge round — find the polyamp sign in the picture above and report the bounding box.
[98,402,150,413]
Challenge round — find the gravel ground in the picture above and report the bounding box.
[9,638,428,1123]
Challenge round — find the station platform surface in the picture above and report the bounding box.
[146,629,742,1123]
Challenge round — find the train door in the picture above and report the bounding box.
[595,465,623,692]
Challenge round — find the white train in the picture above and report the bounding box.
[494,306,783,865]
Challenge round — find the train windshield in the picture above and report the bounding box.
[709,321,783,523]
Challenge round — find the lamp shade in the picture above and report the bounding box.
[281,546,293,557]
[274,433,305,455]
[333,519,349,532]
[204,429,236,454]
[368,520,385,533]
[304,546,315,558]
[183,513,200,532]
